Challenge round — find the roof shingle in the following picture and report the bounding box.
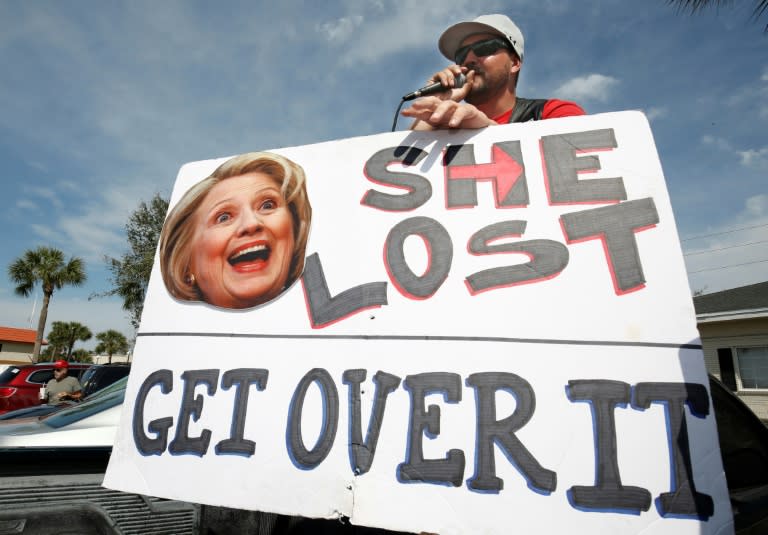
[0,326,39,344]
[693,281,768,314]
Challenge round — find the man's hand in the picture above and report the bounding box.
[403,69,496,130]
[402,97,496,129]
[429,65,470,100]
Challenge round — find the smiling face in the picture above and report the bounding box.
[189,172,296,309]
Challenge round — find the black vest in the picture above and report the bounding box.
[507,98,548,123]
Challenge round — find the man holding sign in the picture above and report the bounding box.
[104,36,732,532]
[403,14,585,129]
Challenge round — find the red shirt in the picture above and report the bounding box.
[493,99,586,123]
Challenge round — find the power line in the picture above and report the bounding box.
[687,258,768,274]
[681,222,768,242]
[684,239,768,257]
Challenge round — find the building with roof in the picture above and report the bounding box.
[695,281,768,420]
[0,326,45,365]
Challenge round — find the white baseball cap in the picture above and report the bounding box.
[438,14,525,62]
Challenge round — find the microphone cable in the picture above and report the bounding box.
[391,98,407,132]
[391,73,466,132]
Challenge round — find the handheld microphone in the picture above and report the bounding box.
[401,73,467,101]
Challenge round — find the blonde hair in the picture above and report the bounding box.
[160,152,312,304]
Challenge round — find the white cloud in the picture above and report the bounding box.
[16,199,38,211]
[30,223,58,242]
[318,0,494,65]
[683,194,768,294]
[27,186,64,209]
[552,74,619,103]
[738,147,768,170]
[318,15,364,43]
[725,64,768,117]
[701,135,732,151]
[59,217,123,264]
[644,107,667,121]
[745,193,768,217]
[26,160,48,172]
[701,136,768,170]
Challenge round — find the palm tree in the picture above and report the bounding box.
[8,247,86,361]
[41,344,66,360]
[95,329,129,364]
[47,321,93,360]
[70,348,94,363]
[667,0,768,28]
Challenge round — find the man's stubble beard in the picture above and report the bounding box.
[463,65,511,107]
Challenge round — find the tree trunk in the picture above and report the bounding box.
[32,292,52,362]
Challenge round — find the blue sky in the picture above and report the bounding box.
[0,0,766,350]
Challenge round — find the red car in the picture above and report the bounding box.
[0,362,90,415]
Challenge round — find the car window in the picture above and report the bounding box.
[27,370,55,384]
[0,367,21,383]
[81,367,97,384]
[80,369,97,393]
[81,375,129,401]
[106,367,131,382]
[43,381,126,429]
[105,368,121,380]
[73,367,88,380]
[81,366,131,396]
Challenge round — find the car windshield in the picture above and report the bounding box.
[41,376,127,429]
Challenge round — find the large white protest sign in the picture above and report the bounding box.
[104,111,733,534]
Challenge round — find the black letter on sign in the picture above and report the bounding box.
[561,198,659,294]
[567,380,651,513]
[133,369,174,456]
[386,217,452,299]
[343,369,402,475]
[215,368,269,457]
[361,146,431,211]
[633,382,714,519]
[444,142,529,208]
[287,368,339,469]
[466,372,556,493]
[169,369,219,457]
[302,253,388,327]
[541,129,626,204]
[398,372,465,487]
[466,220,569,293]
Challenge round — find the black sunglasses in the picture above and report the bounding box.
[454,38,512,65]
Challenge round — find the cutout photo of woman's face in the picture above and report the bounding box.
[188,171,295,309]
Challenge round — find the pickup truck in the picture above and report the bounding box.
[0,378,200,534]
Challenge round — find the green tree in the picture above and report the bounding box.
[47,321,93,359]
[100,194,169,329]
[41,344,65,360]
[8,247,87,361]
[95,329,129,364]
[70,348,93,363]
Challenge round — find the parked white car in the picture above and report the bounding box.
[0,376,125,448]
